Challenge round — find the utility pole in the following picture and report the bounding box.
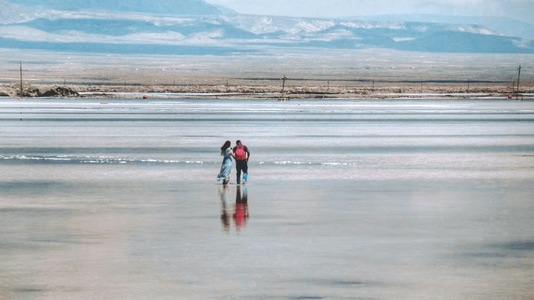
[516,65,522,100]
[19,61,23,98]
[279,75,287,100]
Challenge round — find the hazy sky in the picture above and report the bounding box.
[205,0,534,23]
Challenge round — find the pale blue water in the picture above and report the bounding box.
[1,98,533,299]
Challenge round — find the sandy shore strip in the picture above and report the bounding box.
[2,82,533,100]
[1,49,532,100]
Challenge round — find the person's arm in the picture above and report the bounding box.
[245,147,250,161]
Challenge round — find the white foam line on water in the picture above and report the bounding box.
[1,155,356,167]
[0,155,207,165]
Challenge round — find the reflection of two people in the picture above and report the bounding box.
[219,185,249,231]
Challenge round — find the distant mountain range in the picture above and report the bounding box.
[1,0,533,55]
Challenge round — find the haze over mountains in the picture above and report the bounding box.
[1,0,533,55]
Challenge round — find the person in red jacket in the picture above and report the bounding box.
[232,140,250,184]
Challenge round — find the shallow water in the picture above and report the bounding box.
[1,98,533,299]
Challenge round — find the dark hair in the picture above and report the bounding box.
[221,140,231,154]
[236,140,242,146]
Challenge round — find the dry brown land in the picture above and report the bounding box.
[1,48,532,99]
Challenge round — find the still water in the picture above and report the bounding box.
[1,98,533,299]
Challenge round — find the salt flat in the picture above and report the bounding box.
[0,98,533,299]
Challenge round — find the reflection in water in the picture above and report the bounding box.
[233,186,249,230]
[219,185,249,232]
[219,186,230,231]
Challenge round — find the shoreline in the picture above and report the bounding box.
[1,83,532,100]
[1,49,531,100]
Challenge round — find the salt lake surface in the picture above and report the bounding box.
[1,98,533,299]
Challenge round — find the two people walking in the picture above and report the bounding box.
[217,140,250,186]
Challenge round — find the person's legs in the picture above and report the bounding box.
[242,161,248,183]
[235,161,243,184]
